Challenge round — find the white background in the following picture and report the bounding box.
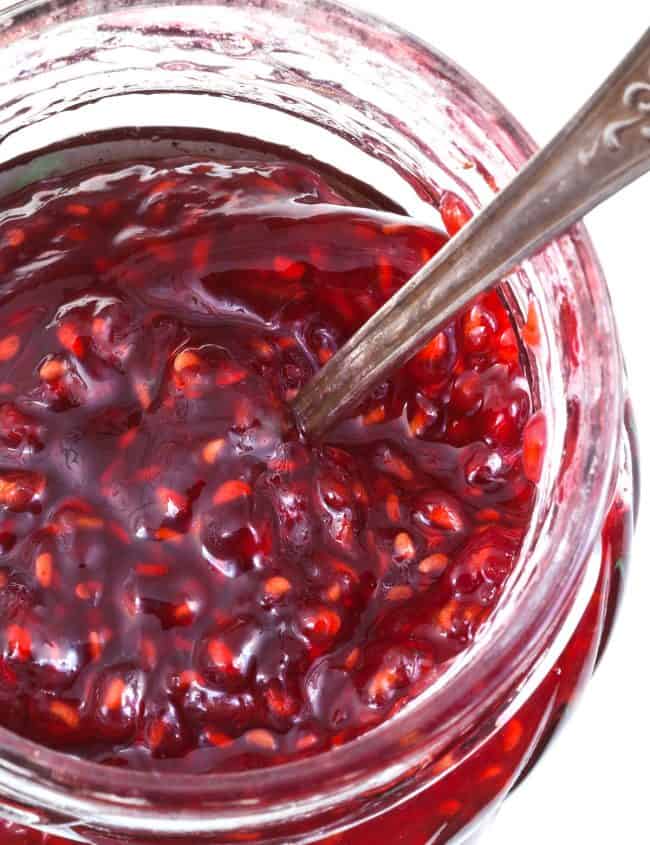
[348,1,649,842]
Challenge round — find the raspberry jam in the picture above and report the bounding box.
[0,137,634,845]
[0,0,637,837]
[0,147,539,775]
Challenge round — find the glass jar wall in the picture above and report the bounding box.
[0,2,636,843]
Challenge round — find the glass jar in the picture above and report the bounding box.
[0,1,637,843]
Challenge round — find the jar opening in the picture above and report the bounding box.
[0,0,623,837]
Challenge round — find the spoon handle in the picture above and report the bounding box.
[294,29,650,439]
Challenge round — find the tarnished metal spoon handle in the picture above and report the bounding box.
[294,28,650,440]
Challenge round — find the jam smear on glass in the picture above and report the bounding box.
[0,151,540,774]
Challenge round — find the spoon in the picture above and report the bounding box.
[293,28,650,439]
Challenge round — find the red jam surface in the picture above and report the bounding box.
[0,154,539,773]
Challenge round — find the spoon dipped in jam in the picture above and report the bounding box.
[294,28,650,439]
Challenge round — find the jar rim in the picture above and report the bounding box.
[0,0,623,835]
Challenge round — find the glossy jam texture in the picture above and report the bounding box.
[0,156,536,772]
